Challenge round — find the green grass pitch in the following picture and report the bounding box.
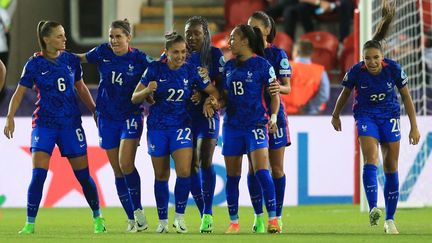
[1,205,431,243]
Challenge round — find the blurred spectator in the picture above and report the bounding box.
[0,59,5,101]
[0,7,9,66]
[0,0,16,67]
[280,39,329,114]
[266,0,354,42]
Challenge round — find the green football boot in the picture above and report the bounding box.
[252,215,265,233]
[93,216,107,233]
[200,214,214,233]
[18,223,35,234]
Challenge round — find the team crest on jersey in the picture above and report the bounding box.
[387,82,393,89]
[149,144,156,151]
[67,65,73,73]
[183,79,189,86]
[34,136,39,143]
[361,125,367,132]
[280,58,290,69]
[246,71,253,82]
[127,64,135,75]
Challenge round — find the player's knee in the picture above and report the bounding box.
[154,170,170,181]
[271,167,285,178]
[383,161,398,173]
[112,168,123,178]
[176,168,190,178]
[119,161,134,175]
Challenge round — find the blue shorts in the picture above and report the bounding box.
[147,127,193,156]
[268,116,291,149]
[191,115,220,140]
[222,125,269,156]
[31,125,87,158]
[356,116,401,143]
[98,114,143,149]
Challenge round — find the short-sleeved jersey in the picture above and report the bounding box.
[264,44,291,121]
[187,46,225,120]
[342,58,408,119]
[86,43,153,120]
[223,55,276,129]
[19,51,83,129]
[140,60,210,130]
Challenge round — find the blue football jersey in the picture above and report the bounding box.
[342,58,408,118]
[264,44,291,121]
[19,51,83,129]
[86,43,153,120]
[140,60,210,129]
[223,55,276,129]
[187,46,225,120]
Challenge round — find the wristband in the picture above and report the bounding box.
[271,114,277,124]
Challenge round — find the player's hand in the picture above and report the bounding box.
[208,95,219,109]
[268,114,278,134]
[191,90,202,105]
[198,67,210,80]
[4,117,15,139]
[269,121,278,134]
[145,95,155,105]
[268,80,280,96]
[203,103,215,118]
[331,116,342,131]
[203,95,219,118]
[409,127,420,145]
[146,81,157,94]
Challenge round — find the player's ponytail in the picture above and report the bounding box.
[252,26,265,56]
[250,11,276,43]
[363,0,395,52]
[37,20,62,51]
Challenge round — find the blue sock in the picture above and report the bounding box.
[154,180,169,220]
[247,173,263,215]
[74,168,100,218]
[174,176,191,214]
[273,175,286,217]
[384,172,399,220]
[362,164,378,211]
[226,176,241,221]
[27,168,48,223]
[255,169,276,218]
[202,166,216,215]
[124,169,142,211]
[115,177,134,220]
[190,171,204,216]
